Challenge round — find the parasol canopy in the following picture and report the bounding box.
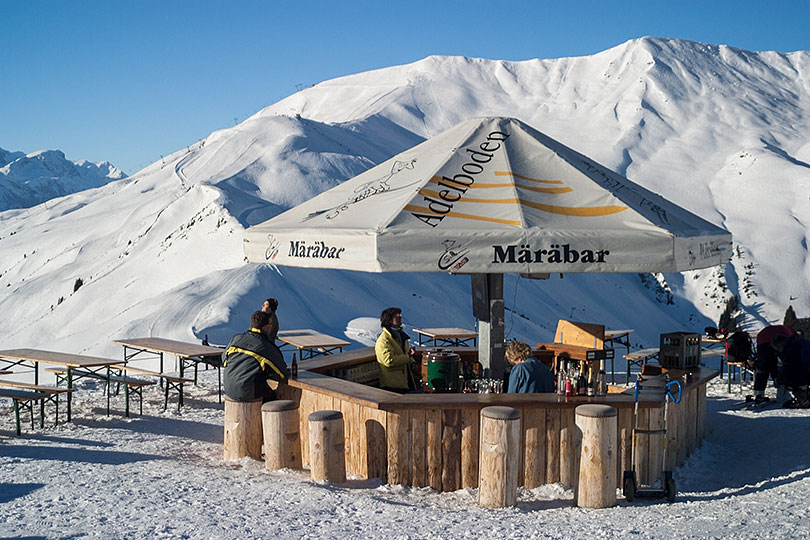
[244,117,732,274]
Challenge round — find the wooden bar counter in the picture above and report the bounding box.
[276,347,716,492]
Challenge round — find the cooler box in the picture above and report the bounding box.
[659,332,701,370]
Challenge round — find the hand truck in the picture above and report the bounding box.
[622,375,682,502]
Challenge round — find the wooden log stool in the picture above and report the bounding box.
[575,404,617,508]
[308,410,346,483]
[223,397,263,461]
[478,406,521,508]
[262,400,302,471]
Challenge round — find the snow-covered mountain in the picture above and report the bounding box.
[0,147,126,211]
[1,36,808,360]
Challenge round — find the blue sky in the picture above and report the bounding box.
[2,0,808,175]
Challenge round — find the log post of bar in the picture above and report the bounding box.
[262,400,302,471]
[575,404,617,509]
[478,406,520,509]
[223,397,263,461]
[308,410,346,483]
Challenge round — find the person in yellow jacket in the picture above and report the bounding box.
[375,307,419,392]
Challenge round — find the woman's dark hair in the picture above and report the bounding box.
[251,310,272,330]
[380,307,402,328]
[265,298,279,312]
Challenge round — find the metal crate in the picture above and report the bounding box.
[659,332,701,370]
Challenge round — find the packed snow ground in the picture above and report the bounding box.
[2,363,809,539]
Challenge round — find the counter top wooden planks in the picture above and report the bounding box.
[283,346,716,410]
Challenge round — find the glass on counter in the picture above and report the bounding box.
[462,377,504,394]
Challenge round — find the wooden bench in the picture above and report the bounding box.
[0,381,73,428]
[113,365,193,410]
[46,367,154,417]
[0,388,48,435]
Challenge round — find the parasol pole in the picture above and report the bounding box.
[472,273,505,379]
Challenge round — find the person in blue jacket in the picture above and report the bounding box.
[506,340,554,394]
[772,333,810,408]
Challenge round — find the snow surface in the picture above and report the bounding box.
[1,368,808,539]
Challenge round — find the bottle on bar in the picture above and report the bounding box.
[577,362,587,395]
[291,352,298,379]
[587,363,595,396]
[597,364,607,396]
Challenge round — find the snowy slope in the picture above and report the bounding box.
[1,37,809,361]
[0,148,126,211]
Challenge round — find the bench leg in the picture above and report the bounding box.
[164,381,169,411]
[14,400,21,436]
[67,370,73,422]
[125,384,130,418]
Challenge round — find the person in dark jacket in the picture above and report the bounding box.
[752,325,796,404]
[222,310,289,402]
[506,340,554,394]
[772,333,810,408]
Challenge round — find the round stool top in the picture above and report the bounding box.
[262,399,298,412]
[308,410,343,422]
[575,404,617,418]
[481,406,521,420]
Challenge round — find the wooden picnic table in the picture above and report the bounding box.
[604,329,634,356]
[603,329,634,383]
[0,348,123,421]
[112,337,224,402]
[413,327,478,347]
[276,329,351,360]
[700,336,729,377]
[624,346,724,384]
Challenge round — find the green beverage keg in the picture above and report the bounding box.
[425,350,461,392]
